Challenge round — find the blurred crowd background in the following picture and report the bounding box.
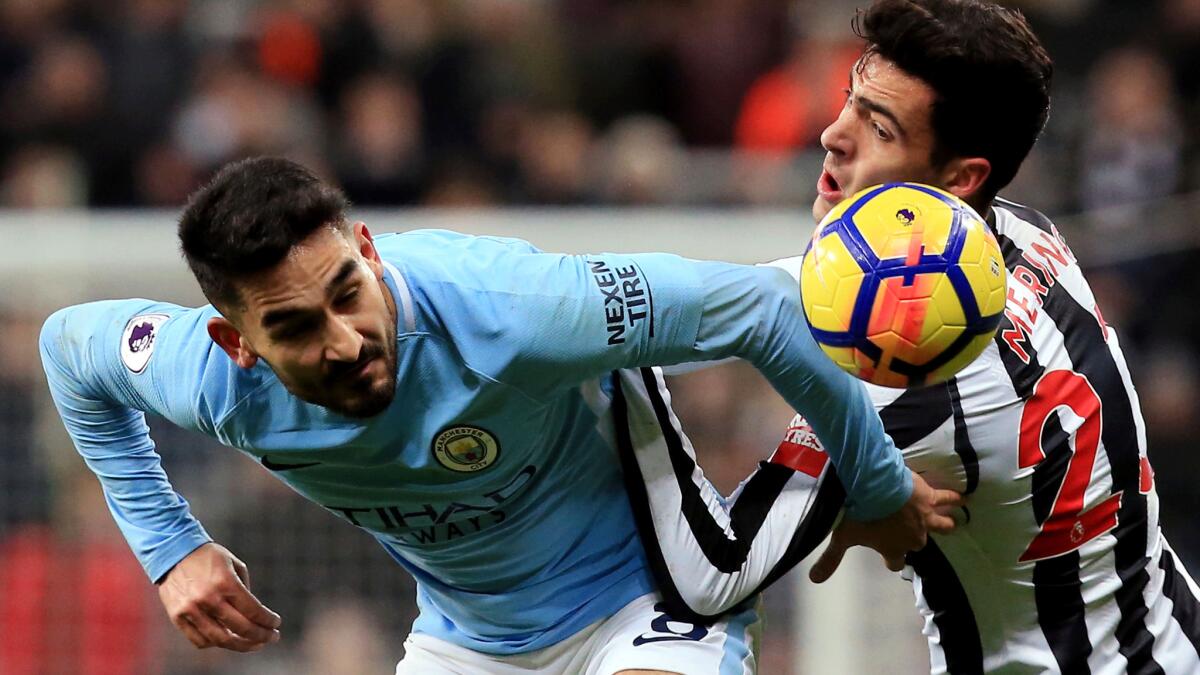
[2,0,1199,673]
[0,0,1198,210]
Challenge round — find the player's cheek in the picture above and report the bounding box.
[292,344,326,380]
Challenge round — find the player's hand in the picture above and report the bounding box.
[157,542,282,652]
[809,471,963,583]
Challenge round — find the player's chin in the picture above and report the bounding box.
[812,197,833,224]
[334,393,392,418]
[335,376,397,419]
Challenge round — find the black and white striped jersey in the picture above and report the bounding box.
[778,199,1200,674]
[618,199,1200,674]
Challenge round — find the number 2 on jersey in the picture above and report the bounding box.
[1017,369,1122,563]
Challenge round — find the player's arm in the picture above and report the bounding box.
[465,250,911,521]
[39,300,281,651]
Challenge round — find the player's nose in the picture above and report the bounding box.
[323,316,363,363]
[819,112,853,158]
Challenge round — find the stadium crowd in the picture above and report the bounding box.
[0,0,1196,209]
[2,0,1200,673]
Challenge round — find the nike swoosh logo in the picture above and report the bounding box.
[261,456,321,471]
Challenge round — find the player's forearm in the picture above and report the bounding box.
[40,306,213,581]
[692,263,912,520]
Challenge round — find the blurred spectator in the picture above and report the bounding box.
[1159,0,1200,191]
[557,0,678,129]
[171,56,325,170]
[1078,47,1183,213]
[665,0,790,146]
[514,108,594,204]
[594,114,683,205]
[734,37,860,155]
[134,142,200,205]
[0,31,114,199]
[422,157,501,207]
[1137,344,1200,563]
[256,6,321,89]
[1,144,87,206]
[91,0,192,203]
[361,0,439,65]
[1161,0,1200,100]
[334,71,426,205]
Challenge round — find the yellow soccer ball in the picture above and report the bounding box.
[800,182,1007,388]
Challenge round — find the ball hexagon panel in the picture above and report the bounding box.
[801,232,866,333]
[866,274,939,346]
[847,185,959,260]
[817,344,860,374]
[955,226,1008,321]
[925,273,969,329]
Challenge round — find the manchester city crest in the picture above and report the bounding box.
[432,425,500,473]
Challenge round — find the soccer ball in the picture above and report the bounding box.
[800,182,1007,388]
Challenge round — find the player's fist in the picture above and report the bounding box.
[157,542,282,652]
[809,471,963,583]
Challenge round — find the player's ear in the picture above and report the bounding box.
[207,317,258,369]
[353,221,384,277]
[940,157,991,204]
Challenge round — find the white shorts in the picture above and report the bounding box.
[395,593,761,675]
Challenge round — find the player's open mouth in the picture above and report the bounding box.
[817,170,844,203]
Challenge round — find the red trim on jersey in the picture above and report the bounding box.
[771,439,829,478]
[1140,456,1154,494]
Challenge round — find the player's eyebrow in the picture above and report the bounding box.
[260,259,360,329]
[855,93,908,139]
[847,71,909,139]
[326,258,359,295]
[261,306,308,330]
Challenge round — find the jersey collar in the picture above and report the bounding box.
[382,261,416,333]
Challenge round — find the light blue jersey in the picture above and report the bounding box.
[39,229,911,654]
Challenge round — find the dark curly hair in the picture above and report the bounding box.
[855,0,1053,201]
[178,157,350,310]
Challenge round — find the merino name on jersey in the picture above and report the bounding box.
[1000,224,1109,363]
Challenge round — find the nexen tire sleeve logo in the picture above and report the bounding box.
[587,258,655,345]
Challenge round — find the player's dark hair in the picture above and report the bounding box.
[855,0,1053,201]
[178,157,350,309]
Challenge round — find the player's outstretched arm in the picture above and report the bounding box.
[450,248,949,615]
[684,263,966,567]
[460,250,913,521]
[39,300,280,650]
[40,301,221,580]
[158,543,282,651]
